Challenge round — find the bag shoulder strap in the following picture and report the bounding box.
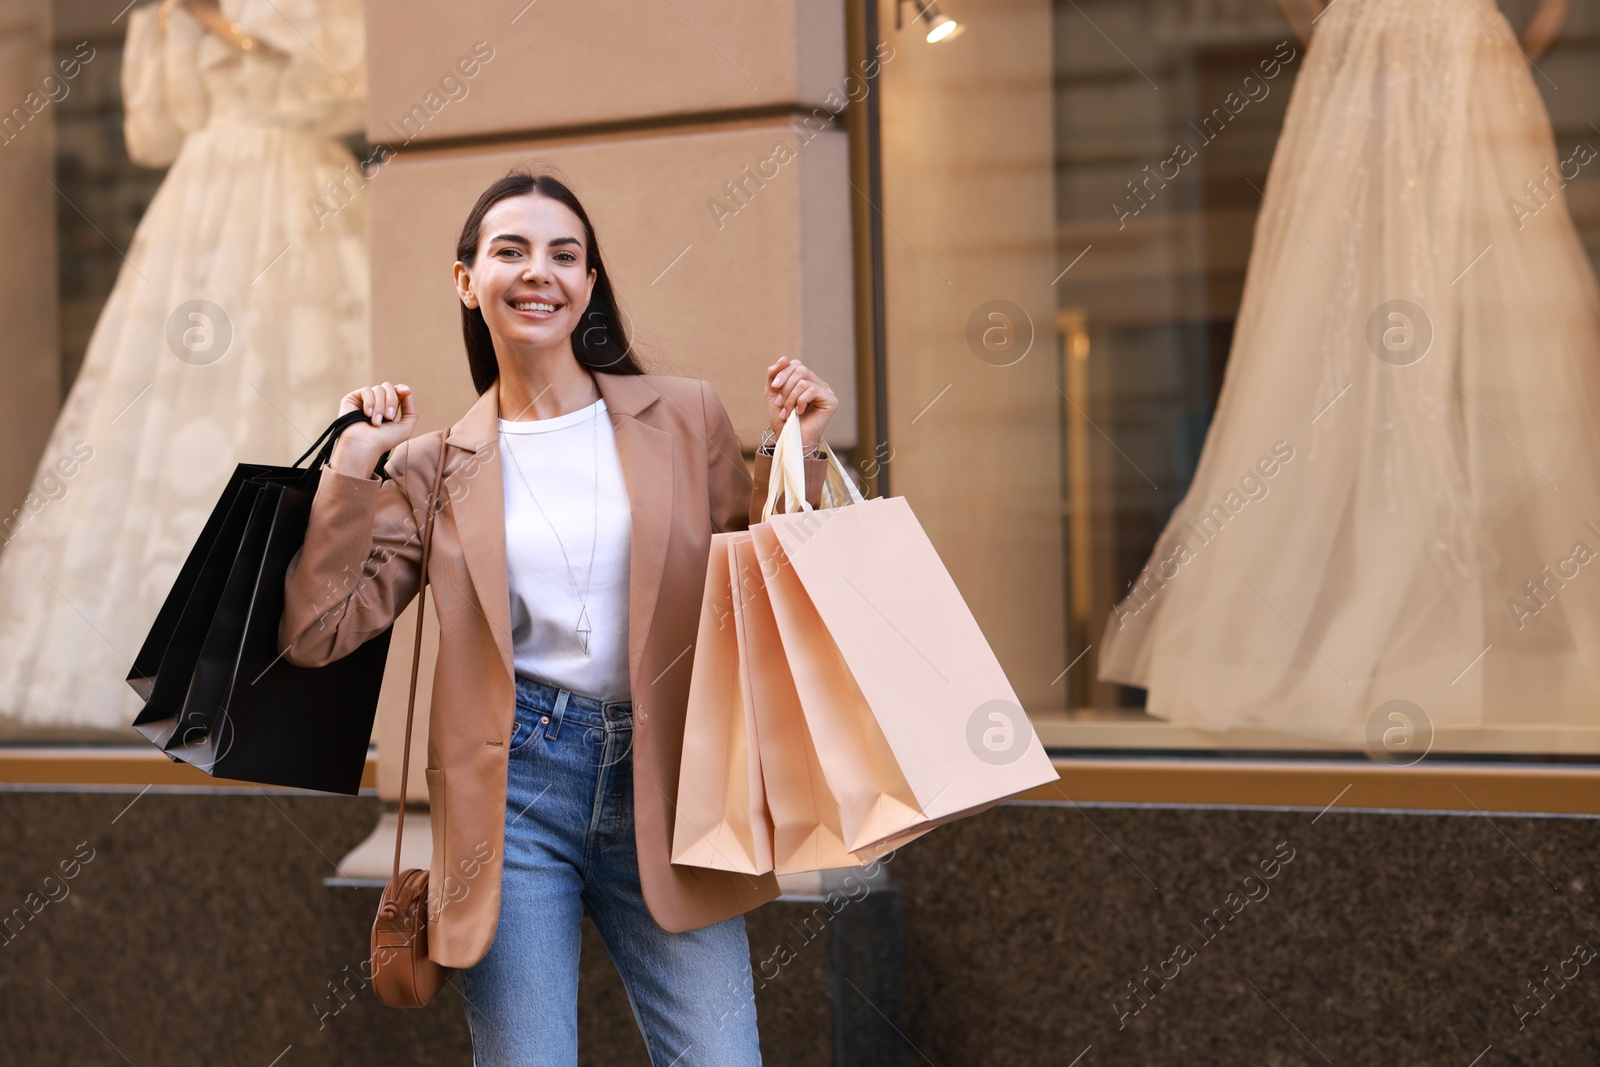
[392,428,450,885]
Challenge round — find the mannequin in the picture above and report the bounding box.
[159,0,283,56]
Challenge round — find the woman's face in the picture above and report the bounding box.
[456,193,597,355]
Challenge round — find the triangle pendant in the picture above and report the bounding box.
[576,606,592,655]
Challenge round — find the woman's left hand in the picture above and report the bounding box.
[764,356,838,449]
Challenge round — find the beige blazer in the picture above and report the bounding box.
[277,371,824,968]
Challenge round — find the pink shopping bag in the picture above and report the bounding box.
[753,418,1059,855]
[671,534,773,874]
[729,534,886,873]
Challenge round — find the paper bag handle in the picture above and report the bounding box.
[759,412,865,522]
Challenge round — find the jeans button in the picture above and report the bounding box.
[607,707,619,720]
[540,715,550,724]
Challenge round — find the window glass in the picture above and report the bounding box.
[876,0,1600,760]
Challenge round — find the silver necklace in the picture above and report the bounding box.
[503,382,601,654]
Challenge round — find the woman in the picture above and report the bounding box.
[277,168,839,1064]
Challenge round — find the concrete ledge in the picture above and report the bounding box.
[6,748,1598,815]
[0,745,378,792]
[1022,757,1600,817]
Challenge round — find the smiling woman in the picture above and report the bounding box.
[277,165,839,1064]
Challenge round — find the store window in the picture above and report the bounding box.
[871,0,1600,759]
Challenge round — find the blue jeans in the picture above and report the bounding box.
[457,675,763,1066]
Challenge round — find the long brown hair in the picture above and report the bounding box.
[455,166,646,394]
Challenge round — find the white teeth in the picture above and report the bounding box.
[513,301,558,312]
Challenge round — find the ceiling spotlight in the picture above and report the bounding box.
[924,13,963,43]
[897,0,965,44]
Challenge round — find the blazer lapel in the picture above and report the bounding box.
[445,381,515,682]
[594,372,673,692]
[444,372,674,694]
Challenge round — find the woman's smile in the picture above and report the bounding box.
[507,294,565,319]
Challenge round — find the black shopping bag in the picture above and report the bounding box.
[128,411,397,795]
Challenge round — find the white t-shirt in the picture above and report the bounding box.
[498,398,633,702]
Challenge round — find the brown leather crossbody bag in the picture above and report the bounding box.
[371,428,455,1008]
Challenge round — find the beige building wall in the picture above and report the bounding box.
[365,1,848,142]
[361,1,858,802]
[0,0,63,519]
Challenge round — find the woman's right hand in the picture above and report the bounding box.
[329,381,417,478]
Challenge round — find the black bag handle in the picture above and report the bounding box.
[294,409,394,481]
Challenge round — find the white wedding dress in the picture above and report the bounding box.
[1098,0,1600,742]
[0,0,370,737]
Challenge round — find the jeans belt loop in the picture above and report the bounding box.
[545,688,569,741]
